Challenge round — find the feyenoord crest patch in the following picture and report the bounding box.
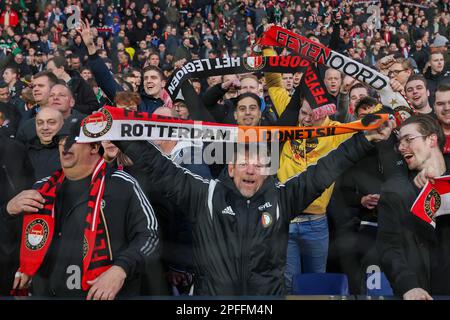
[261,212,273,228]
[25,219,49,251]
[243,56,266,72]
[82,108,113,138]
[425,189,441,221]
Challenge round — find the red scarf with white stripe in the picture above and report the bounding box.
[19,158,112,291]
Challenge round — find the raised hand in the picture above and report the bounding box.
[76,18,96,55]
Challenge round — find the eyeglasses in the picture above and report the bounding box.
[395,134,428,150]
[388,69,407,77]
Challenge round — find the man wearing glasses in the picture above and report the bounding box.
[377,114,450,300]
[388,57,414,94]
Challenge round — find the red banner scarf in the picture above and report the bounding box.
[77,106,391,143]
[19,158,112,291]
[300,63,337,120]
[258,26,415,124]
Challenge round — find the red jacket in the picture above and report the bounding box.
[0,10,19,27]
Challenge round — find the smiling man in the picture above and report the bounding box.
[27,108,64,179]
[234,93,262,126]
[405,74,433,115]
[377,114,450,300]
[434,84,450,153]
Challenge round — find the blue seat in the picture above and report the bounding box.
[292,273,349,295]
[366,272,393,296]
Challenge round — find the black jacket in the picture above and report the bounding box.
[67,75,100,115]
[202,84,275,125]
[26,138,61,180]
[424,67,450,105]
[16,168,159,298]
[377,157,450,296]
[117,133,375,295]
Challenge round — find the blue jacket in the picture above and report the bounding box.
[87,54,164,113]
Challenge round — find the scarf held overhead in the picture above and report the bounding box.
[259,26,414,123]
[165,56,310,98]
[77,107,390,143]
[19,159,112,291]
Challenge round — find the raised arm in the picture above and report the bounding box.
[77,19,122,102]
[114,140,210,220]
[180,80,216,122]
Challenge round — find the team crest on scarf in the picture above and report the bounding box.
[424,189,441,221]
[243,56,266,71]
[82,108,113,138]
[25,219,49,251]
[261,212,273,228]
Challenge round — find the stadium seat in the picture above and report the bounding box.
[291,273,349,295]
[366,272,393,296]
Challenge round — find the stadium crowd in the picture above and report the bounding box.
[1,0,450,300]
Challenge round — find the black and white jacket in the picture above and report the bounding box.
[117,133,375,295]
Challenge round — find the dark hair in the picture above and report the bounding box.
[67,54,80,61]
[80,66,92,73]
[349,83,369,97]
[354,96,379,115]
[48,55,68,70]
[142,65,164,80]
[4,66,19,77]
[236,92,261,109]
[400,114,446,151]
[406,74,428,87]
[436,83,450,95]
[33,70,58,86]
[52,81,75,99]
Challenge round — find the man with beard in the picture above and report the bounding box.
[424,52,450,105]
[405,74,433,115]
[377,114,450,300]
[113,116,394,295]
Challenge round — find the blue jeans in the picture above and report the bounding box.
[284,215,329,293]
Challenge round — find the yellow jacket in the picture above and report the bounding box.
[264,48,353,215]
[277,118,354,215]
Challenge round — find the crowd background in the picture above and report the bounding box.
[1,0,450,299]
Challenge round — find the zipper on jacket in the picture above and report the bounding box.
[241,199,251,294]
[2,164,16,192]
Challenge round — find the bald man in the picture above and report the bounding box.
[27,108,64,180]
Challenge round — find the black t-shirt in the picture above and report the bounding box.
[55,176,91,234]
[431,214,450,295]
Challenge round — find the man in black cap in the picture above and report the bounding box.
[5,117,159,299]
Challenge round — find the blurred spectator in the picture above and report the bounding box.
[27,108,64,180]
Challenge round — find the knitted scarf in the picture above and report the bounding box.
[19,158,112,291]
